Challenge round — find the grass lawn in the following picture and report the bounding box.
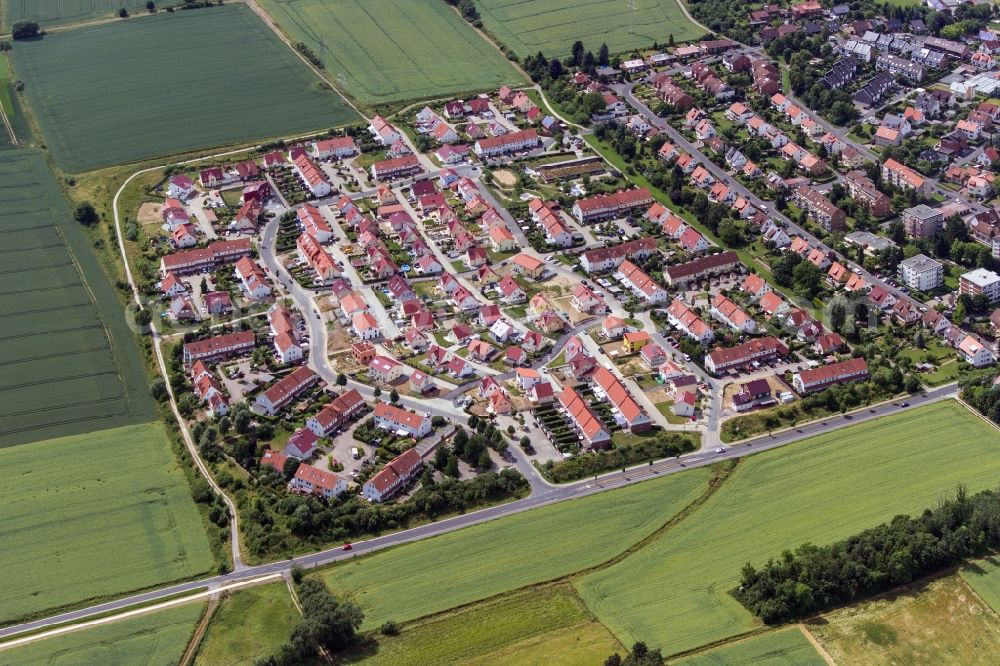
[674,628,825,665]
[194,582,299,666]
[655,401,695,425]
[923,358,961,385]
[900,340,961,385]
[11,4,357,172]
[476,0,703,58]
[257,0,525,108]
[960,556,1000,612]
[0,602,205,664]
[0,149,155,447]
[317,467,711,629]
[575,400,1000,655]
[348,584,619,665]
[3,0,150,28]
[0,423,214,624]
[810,574,1000,665]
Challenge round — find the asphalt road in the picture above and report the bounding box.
[0,383,957,641]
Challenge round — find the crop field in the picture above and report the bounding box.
[0,602,205,664]
[960,556,1000,612]
[463,621,621,666]
[320,467,711,628]
[0,423,213,624]
[576,400,1000,655]
[10,4,358,172]
[0,149,153,447]
[351,585,618,666]
[2,0,151,28]
[257,0,525,107]
[194,582,299,666]
[811,575,1000,665]
[476,0,704,59]
[674,628,825,666]
[0,54,12,117]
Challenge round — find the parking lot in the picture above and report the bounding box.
[313,418,374,481]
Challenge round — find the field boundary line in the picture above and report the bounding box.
[438,0,531,85]
[663,627,788,661]
[241,0,368,121]
[178,592,221,666]
[0,574,281,652]
[357,461,739,633]
[0,93,15,145]
[0,6,162,40]
[52,223,135,415]
[675,0,714,38]
[798,624,836,666]
[569,460,738,577]
[955,395,1000,434]
[958,573,1000,619]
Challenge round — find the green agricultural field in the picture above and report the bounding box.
[10,4,357,172]
[350,584,617,666]
[476,0,704,59]
[194,582,299,666]
[0,423,213,624]
[674,628,825,665]
[320,467,711,628]
[0,603,204,664]
[961,556,1000,612]
[463,621,621,666]
[256,0,526,107]
[0,149,153,446]
[576,400,1000,655]
[0,54,12,117]
[3,0,150,28]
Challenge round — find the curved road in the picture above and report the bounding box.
[0,383,957,641]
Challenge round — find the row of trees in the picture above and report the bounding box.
[735,485,1000,623]
[539,431,697,482]
[243,467,528,557]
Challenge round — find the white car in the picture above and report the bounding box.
[715,447,725,454]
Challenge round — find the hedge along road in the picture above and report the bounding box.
[10,3,359,172]
[0,148,154,447]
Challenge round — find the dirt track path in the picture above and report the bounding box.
[178,593,221,666]
[798,625,836,666]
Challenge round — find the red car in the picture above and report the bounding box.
[342,543,353,551]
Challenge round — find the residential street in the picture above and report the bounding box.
[615,82,925,316]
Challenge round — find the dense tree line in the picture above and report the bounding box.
[242,468,528,557]
[10,21,39,40]
[960,367,1000,425]
[540,432,697,482]
[735,485,1000,623]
